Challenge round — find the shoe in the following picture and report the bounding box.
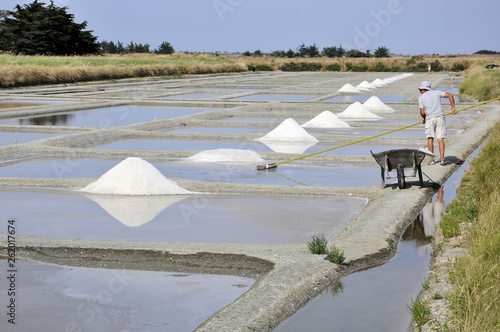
[428,159,436,165]
[440,160,446,166]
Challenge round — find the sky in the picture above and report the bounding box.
[2,0,499,55]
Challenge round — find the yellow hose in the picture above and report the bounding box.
[257,96,500,170]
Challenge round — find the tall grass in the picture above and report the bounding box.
[459,63,500,101]
[0,53,246,87]
[441,121,500,331]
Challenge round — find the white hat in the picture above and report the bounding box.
[418,81,432,90]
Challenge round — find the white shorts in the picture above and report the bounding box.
[425,117,447,139]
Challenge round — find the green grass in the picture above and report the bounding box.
[326,245,345,264]
[0,53,234,67]
[439,121,500,331]
[307,234,328,254]
[0,53,246,87]
[459,64,500,101]
[407,298,431,328]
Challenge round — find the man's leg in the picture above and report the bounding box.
[427,137,435,162]
[437,138,445,162]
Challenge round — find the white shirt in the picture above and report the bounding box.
[418,90,446,120]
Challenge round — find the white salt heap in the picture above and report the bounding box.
[302,111,351,128]
[370,78,386,87]
[363,96,394,111]
[337,102,381,119]
[188,149,265,162]
[80,157,192,195]
[337,83,360,93]
[356,81,374,91]
[257,118,318,142]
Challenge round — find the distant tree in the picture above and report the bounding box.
[322,46,338,58]
[296,43,308,57]
[345,48,366,58]
[306,43,320,57]
[155,41,174,54]
[116,40,125,53]
[0,1,99,55]
[474,49,499,55]
[254,49,262,56]
[272,50,286,57]
[126,41,150,53]
[242,50,252,56]
[374,46,390,58]
[286,48,296,58]
[100,40,119,54]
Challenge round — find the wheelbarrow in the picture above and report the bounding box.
[371,148,434,189]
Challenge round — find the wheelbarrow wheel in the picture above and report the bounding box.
[397,164,406,189]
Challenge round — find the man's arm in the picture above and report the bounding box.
[444,92,456,114]
[420,107,426,123]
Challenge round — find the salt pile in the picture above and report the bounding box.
[86,194,187,227]
[188,149,265,162]
[337,102,381,119]
[257,118,318,142]
[80,157,192,195]
[337,83,360,93]
[356,81,374,90]
[302,111,351,128]
[363,96,394,111]
[370,78,386,87]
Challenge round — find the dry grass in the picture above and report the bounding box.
[1,52,498,89]
[459,62,500,101]
[0,53,246,87]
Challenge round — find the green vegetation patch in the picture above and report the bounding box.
[439,121,500,331]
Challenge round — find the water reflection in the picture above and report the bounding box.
[421,187,445,237]
[275,215,433,332]
[84,194,189,227]
[18,114,73,126]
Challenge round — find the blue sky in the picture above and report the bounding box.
[2,0,499,55]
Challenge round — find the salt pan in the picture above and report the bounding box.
[363,96,394,111]
[80,157,192,195]
[337,102,381,119]
[189,149,265,162]
[257,118,318,142]
[302,111,351,128]
[337,84,360,93]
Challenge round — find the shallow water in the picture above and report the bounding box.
[325,95,410,102]
[91,138,422,156]
[0,106,213,127]
[232,94,316,101]
[0,259,253,332]
[0,190,366,244]
[0,131,73,146]
[0,158,381,187]
[0,100,69,109]
[162,93,224,99]
[275,221,433,332]
[274,138,484,331]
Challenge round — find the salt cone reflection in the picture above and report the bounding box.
[259,140,318,154]
[85,194,188,227]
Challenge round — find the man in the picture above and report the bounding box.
[418,81,456,166]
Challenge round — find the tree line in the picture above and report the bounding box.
[244,43,391,58]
